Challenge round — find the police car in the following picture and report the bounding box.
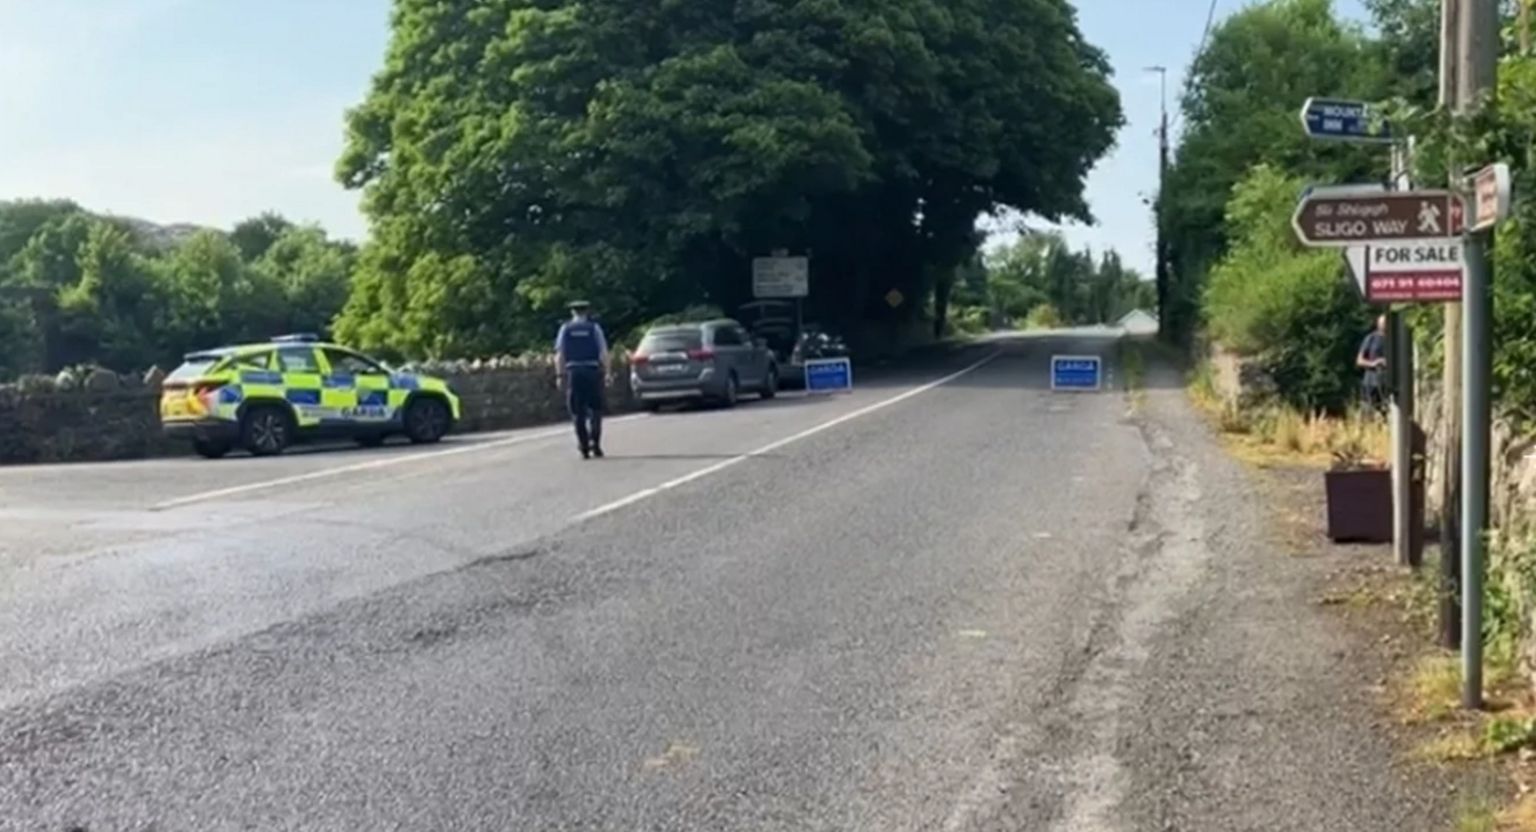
[159,334,461,459]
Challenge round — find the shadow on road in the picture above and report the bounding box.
[598,453,785,461]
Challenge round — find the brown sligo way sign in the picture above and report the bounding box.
[1293,190,1465,247]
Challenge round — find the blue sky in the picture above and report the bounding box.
[0,0,1371,277]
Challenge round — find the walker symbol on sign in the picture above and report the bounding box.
[1417,201,1442,235]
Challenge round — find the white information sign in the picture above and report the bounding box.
[752,256,809,298]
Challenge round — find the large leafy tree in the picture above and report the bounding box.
[336,0,1122,357]
[1161,0,1386,342]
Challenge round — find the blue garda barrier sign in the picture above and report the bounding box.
[1051,355,1102,392]
[804,358,852,394]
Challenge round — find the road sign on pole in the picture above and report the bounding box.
[1364,239,1465,303]
[752,256,809,298]
[1293,190,1465,247]
[1469,162,1512,232]
[1299,97,1393,142]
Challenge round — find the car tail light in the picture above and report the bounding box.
[193,380,226,410]
[688,348,715,362]
[631,352,650,366]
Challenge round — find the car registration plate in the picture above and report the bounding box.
[655,363,688,375]
[162,395,193,419]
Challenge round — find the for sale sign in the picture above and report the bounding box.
[1364,239,1464,303]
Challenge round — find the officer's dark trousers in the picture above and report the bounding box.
[566,366,604,451]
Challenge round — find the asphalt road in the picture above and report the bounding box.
[0,332,1459,831]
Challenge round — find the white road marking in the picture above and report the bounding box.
[151,415,649,511]
[572,351,1001,523]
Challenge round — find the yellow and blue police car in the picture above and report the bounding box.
[159,334,461,459]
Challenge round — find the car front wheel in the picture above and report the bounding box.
[404,397,451,444]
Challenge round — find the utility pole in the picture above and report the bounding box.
[1438,0,1464,653]
[1147,65,1170,341]
[1389,139,1421,570]
[1456,0,1498,710]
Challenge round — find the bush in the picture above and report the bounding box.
[947,305,990,336]
[1203,165,1370,413]
[1026,304,1065,330]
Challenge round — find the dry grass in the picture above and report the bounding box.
[1496,794,1536,830]
[1459,797,1503,832]
[1188,383,1391,470]
[1423,732,1490,762]
[1457,793,1536,832]
[1403,655,1466,725]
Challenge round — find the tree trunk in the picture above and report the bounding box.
[933,272,952,339]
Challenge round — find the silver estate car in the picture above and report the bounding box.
[630,319,779,410]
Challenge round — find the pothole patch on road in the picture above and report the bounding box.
[467,546,547,568]
[406,623,460,648]
[642,741,701,771]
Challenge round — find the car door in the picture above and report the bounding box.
[734,323,768,383]
[712,323,751,384]
[320,347,393,426]
[276,346,325,427]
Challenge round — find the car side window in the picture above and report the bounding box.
[322,348,385,375]
[232,351,274,370]
[277,347,319,374]
[714,326,741,347]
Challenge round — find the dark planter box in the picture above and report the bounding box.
[1325,468,1392,543]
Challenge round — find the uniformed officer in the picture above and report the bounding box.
[554,300,610,459]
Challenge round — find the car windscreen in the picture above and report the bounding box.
[167,356,223,381]
[639,330,703,353]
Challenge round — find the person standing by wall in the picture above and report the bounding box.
[555,300,610,459]
[1356,313,1388,414]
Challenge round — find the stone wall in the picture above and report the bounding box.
[1205,343,1278,407]
[0,385,177,464]
[1414,382,1536,531]
[0,362,638,465]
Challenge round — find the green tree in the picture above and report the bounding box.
[230,212,296,262]
[337,0,1121,356]
[1162,0,1385,343]
[0,199,82,268]
[1203,165,1369,411]
[54,221,164,369]
[251,224,354,336]
[1364,0,1441,108]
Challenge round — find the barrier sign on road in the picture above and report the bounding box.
[1364,239,1464,303]
[752,256,809,298]
[1051,355,1102,392]
[1299,97,1392,143]
[1293,190,1465,247]
[804,357,852,394]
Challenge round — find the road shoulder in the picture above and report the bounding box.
[1112,347,1500,831]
